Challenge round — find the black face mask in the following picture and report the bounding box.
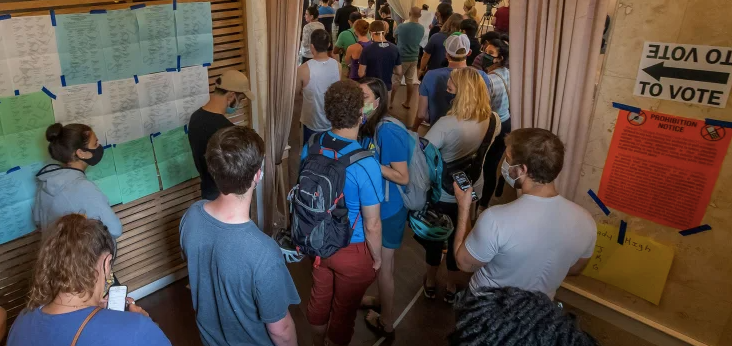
[79,145,104,166]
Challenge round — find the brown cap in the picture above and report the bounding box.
[216,70,255,100]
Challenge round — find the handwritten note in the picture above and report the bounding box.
[117,164,160,203]
[102,78,144,144]
[136,5,178,74]
[138,72,182,134]
[0,199,35,245]
[0,91,55,135]
[112,137,156,174]
[159,153,198,189]
[0,136,11,172]
[0,165,37,209]
[1,16,62,93]
[0,22,14,96]
[175,2,214,67]
[582,224,675,305]
[104,10,143,81]
[153,127,189,160]
[92,175,123,206]
[173,66,210,124]
[55,13,108,85]
[52,84,108,144]
[5,128,50,167]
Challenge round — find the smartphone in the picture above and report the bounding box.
[452,171,478,201]
[107,286,128,311]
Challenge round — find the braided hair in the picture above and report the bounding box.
[449,287,598,346]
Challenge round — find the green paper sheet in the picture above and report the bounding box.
[153,126,190,161]
[117,164,160,203]
[136,5,177,75]
[104,9,144,81]
[55,13,108,85]
[86,146,117,181]
[5,128,50,168]
[92,175,123,206]
[113,137,156,175]
[0,92,55,135]
[0,136,11,172]
[175,2,214,67]
[159,153,198,189]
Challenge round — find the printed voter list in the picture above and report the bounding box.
[634,42,732,108]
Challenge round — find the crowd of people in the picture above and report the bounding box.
[0,1,600,346]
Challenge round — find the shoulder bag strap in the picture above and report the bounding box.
[489,71,510,111]
[71,307,102,346]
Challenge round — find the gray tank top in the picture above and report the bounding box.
[301,58,340,131]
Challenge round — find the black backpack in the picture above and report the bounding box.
[290,132,373,259]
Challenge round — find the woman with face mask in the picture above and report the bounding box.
[357,78,410,337]
[7,214,171,346]
[420,68,501,304]
[33,123,123,240]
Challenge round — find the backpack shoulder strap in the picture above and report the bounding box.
[489,70,510,110]
[307,132,325,156]
[343,149,374,165]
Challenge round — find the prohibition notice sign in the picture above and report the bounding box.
[634,42,732,108]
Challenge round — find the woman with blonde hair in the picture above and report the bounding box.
[7,214,170,346]
[419,67,501,304]
[463,0,479,22]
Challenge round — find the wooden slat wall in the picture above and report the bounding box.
[0,0,251,328]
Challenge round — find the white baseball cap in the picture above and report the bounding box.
[444,33,471,58]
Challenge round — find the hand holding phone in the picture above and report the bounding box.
[452,171,478,201]
[107,286,128,311]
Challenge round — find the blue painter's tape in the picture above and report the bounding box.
[184,125,188,134]
[587,189,610,216]
[705,118,732,129]
[152,132,161,137]
[113,144,116,148]
[202,62,211,67]
[679,224,711,236]
[41,86,56,100]
[166,68,176,72]
[0,14,11,21]
[50,10,56,26]
[133,75,139,84]
[617,221,627,245]
[177,55,181,71]
[173,0,177,10]
[130,4,146,10]
[611,102,641,114]
[90,9,107,14]
[61,75,67,86]
[14,90,19,96]
[97,80,102,94]
[6,166,20,174]
[103,144,112,149]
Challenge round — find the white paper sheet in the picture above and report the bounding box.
[102,78,144,143]
[51,83,108,144]
[1,16,62,93]
[0,21,15,97]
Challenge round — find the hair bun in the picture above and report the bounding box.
[46,123,64,143]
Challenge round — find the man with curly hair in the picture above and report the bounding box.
[301,80,384,346]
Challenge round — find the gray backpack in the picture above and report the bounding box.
[371,117,432,211]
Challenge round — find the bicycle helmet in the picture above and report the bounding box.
[272,227,305,263]
[409,209,454,241]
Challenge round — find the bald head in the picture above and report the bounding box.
[409,6,422,19]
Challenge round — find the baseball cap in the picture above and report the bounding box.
[444,33,471,58]
[216,70,255,100]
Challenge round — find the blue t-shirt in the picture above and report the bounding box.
[395,22,425,62]
[419,67,491,124]
[8,307,170,346]
[361,122,410,218]
[360,41,402,90]
[301,131,384,243]
[424,32,449,71]
[318,6,336,16]
[180,201,301,346]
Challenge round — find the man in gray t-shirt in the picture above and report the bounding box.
[180,126,300,346]
[452,128,597,300]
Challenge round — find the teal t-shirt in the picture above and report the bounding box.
[395,22,425,62]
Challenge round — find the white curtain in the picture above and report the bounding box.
[387,0,415,20]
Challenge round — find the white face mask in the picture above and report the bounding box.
[501,159,524,188]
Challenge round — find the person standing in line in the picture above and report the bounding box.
[493,1,510,34]
[420,13,463,75]
[34,123,122,240]
[301,6,325,64]
[478,35,511,210]
[318,0,336,35]
[304,80,383,346]
[333,12,364,78]
[390,7,425,110]
[420,67,501,304]
[296,29,341,144]
[357,78,411,338]
[451,128,596,301]
[462,0,480,22]
[460,19,481,66]
[412,33,490,131]
[358,21,402,91]
[471,31,500,70]
[181,126,300,346]
[188,70,255,201]
[8,214,170,346]
[375,0,387,20]
[335,0,359,37]
[431,0,453,27]
[379,5,397,44]
[344,19,373,82]
[363,0,376,19]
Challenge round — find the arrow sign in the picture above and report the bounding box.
[643,62,730,85]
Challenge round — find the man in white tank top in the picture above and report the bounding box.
[296,28,341,144]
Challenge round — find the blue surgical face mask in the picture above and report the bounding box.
[226,97,241,114]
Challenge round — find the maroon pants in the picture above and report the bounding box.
[306,242,376,345]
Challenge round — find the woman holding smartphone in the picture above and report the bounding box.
[7,214,170,346]
[420,68,501,304]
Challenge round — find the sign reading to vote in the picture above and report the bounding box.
[634,42,732,108]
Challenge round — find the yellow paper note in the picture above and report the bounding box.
[582,224,674,305]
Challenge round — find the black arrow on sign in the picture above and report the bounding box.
[643,62,730,84]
